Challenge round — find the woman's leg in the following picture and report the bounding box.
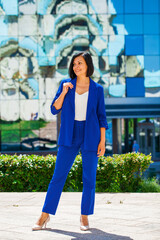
[42,145,79,215]
[80,147,98,215]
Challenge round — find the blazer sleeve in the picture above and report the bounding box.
[97,86,109,129]
[50,80,65,115]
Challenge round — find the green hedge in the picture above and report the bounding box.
[0,152,152,192]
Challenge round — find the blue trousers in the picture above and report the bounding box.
[42,120,98,215]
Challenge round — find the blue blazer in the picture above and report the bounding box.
[51,77,108,151]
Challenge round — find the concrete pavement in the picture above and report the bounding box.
[0,192,160,240]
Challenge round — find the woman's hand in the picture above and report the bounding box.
[97,140,105,157]
[62,82,74,95]
[53,82,74,110]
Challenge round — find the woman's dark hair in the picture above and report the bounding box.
[69,51,94,79]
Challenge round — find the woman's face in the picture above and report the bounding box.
[73,55,88,77]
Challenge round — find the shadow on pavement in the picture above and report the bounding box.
[44,227,133,239]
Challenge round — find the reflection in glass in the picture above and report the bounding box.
[0,0,160,153]
[144,35,160,55]
[125,56,144,77]
[125,35,144,55]
[144,15,159,35]
[124,0,142,14]
[19,0,37,15]
[144,56,160,75]
[143,0,160,14]
[125,14,143,35]
[18,15,37,36]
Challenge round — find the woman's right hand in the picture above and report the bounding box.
[62,82,74,95]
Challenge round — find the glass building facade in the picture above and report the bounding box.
[0,0,160,159]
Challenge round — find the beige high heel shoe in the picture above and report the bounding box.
[32,215,50,231]
[80,216,89,231]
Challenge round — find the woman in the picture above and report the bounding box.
[32,51,108,231]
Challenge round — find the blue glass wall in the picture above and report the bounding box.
[0,0,160,151]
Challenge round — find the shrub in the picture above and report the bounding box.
[137,178,160,192]
[0,152,153,192]
[96,152,153,192]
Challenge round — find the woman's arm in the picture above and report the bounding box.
[53,82,73,110]
[97,127,106,157]
[53,91,66,110]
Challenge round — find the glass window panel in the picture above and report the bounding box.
[38,36,55,57]
[0,121,20,130]
[1,100,19,121]
[38,15,55,36]
[20,99,39,121]
[72,0,88,14]
[45,78,58,99]
[39,128,57,150]
[0,57,19,101]
[1,130,20,143]
[125,35,144,55]
[19,0,37,15]
[108,0,124,14]
[124,0,142,13]
[18,15,37,36]
[144,56,160,76]
[145,76,160,88]
[20,120,32,130]
[125,56,144,77]
[1,79,19,100]
[54,1,72,14]
[0,36,18,58]
[91,15,111,35]
[37,56,49,68]
[1,131,20,151]
[71,17,90,36]
[109,14,125,35]
[72,14,103,37]
[0,57,19,80]
[19,36,38,56]
[109,76,125,97]
[144,15,159,35]
[20,119,41,131]
[0,16,18,36]
[108,35,124,56]
[109,55,125,76]
[88,0,107,14]
[53,35,73,57]
[0,16,9,36]
[99,55,110,72]
[144,35,160,55]
[20,129,39,151]
[19,78,39,100]
[39,99,56,121]
[145,85,160,97]
[37,0,50,15]
[88,35,106,57]
[126,77,145,97]
[19,57,39,79]
[143,0,160,13]
[0,0,18,16]
[39,128,56,141]
[125,15,143,35]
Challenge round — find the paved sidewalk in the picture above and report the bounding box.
[0,192,160,240]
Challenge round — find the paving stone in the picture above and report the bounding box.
[0,193,160,240]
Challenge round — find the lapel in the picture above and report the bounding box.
[68,77,97,120]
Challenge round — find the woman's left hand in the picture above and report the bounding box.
[97,140,105,157]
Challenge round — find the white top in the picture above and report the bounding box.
[75,91,89,121]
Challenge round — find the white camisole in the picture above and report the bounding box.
[75,91,89,121]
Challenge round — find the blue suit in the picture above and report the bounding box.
[42,77,108,216]
[51,77,108,150]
